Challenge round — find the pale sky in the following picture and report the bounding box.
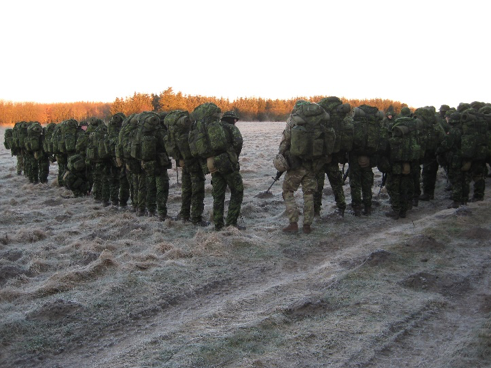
[1,0,490,109]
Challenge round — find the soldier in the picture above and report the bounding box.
[107,113,127,207]
[277,100,331,234]
[210,110,245,231]
[349,105,387,216]
[436,110,471,208]
[86,118,110,205]
[416,107,445,201]
[164,109,207,226]
[315,97,352,217]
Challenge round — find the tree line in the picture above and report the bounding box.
[0,87,408,126]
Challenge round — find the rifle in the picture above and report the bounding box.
[342,166,350,185]
[266,171,284,194]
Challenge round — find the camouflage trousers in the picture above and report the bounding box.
[16,154,23,175]
[38,153,50,184]
[348,153,374,209]
[314,161,347,214]
[180,162,205,222]
[386,164,412,213]
[92,162,110,202]
[24,152,38,183]
[140,161,169,216]
[421,155,439,196]
[211,170,244,229]
[282,166,318,226]
[470,160,487,200]
[108,164,129,206]
[448,158,471,203]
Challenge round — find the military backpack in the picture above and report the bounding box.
[351,105,387,156]
[164,110,193,160]
[25,122,43,152]
[289,102,335,160]
[460,110,490,161]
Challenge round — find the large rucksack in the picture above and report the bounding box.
[50,123,63,154]
[329,110,354,153]
[43,123,57,154]
[25,122,43,152]
[4,128,13,151]
[351,105,387,156]
[59,119,79,154]
[67,153,86,172]
[188,103,228,158]
[117,114,139,161]
[129,112,161,161]
[87,123,108,162]
[289,102,335,160]
[389,117,423,162]
[164,110,193,160]
[460,110,490,161]
[12,121,29,151]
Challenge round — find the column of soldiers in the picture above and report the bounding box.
[4,100,490,234]
[3,103,245,232]
[275,98,491,232]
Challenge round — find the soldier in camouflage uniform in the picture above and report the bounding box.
[314,97,351,217]
[107,113,128,207]
[87,118,110,205]
[468,102,489,202]
[436,110,471,208]
[278,101,329,234]
[164,109,207,226]
[211,111,245,231]
[417,107,445,201]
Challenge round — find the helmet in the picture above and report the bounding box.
[222,110,239,121]
[273,154,289,173]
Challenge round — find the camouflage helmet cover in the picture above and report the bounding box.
[222,110,239,121]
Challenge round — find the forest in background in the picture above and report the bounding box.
[0,87,409,126]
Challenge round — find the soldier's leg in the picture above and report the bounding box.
[225,171,244,227]
[313,169,326,216]
[101,164,111,205]
[471,160,486,201]
[109,165,120,205]
[421,157,438,199]
[119,167,130,207]
[16,154,23,175]
[326,162,346,211]
[212,172,227,230]
[38,154,49,184]
[156,169,169,220]
[92,163,103,201]
[190,168,206,224]
[360,165,374,210]
[301,170,318,227]
[282,169,303,225]
[137,171,147,215]
[348,154,363,213]
[179,166,192,220]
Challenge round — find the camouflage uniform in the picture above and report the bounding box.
[211,111,244,230]
[87,120,110,205]
[416,107,445,201]
[314,97,351,216]
[107,113,127,206]
[180,161,206,223]
[437,111,471,207]
[279,102,327,233]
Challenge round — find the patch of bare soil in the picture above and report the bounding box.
[0,124,490,368]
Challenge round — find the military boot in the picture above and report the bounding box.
[353,206,362,217]
[282,222,298,233]
[384,210,400,220]
[362,205,372,216]
[419,193,434,201]
[302,224,313,234]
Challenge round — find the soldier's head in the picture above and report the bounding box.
[439,104,450,117]
[400,107,411,117]
[110,113,126,127]
[221,110,239,125]
[79,121,88,131]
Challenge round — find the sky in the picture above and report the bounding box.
[1,0,490,109]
